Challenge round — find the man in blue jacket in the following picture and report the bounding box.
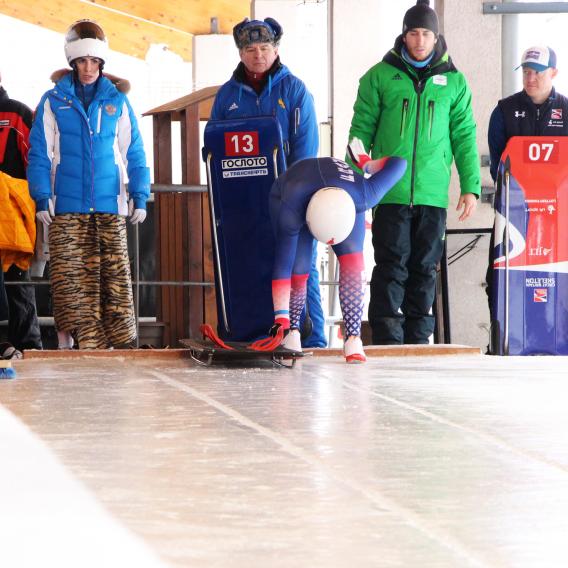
[488,46,568,177]
[211,17,327,348]
[28,20,150,350]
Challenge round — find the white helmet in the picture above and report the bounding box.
[64,20,108,65]
[306,187,356,245]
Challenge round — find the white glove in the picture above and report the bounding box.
[347,137,371,170]
[36,199,55,226]
[128,199,147,224]
[57,330,74,350]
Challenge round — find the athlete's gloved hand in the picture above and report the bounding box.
[128,199,147,224]
[248,322,285,351]
[269,322,283,337]
[363,156,389,175]
[347,137,371,171]
[36,199,55,226]
[271,317,290,336]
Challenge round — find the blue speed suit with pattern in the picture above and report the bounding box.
[270,156,406,339]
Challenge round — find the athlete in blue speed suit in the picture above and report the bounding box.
[270,155,406,362]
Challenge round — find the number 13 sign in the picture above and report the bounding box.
[224,131,260,156]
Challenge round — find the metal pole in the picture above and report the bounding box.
[502,0,521,98]
[504,167,511,356]
[440,239,451,344]
[484,2,568,14]
[272,147,280,178]
[205,153,230,333]
[327,0,334,156]
[134,223,140,348]
[151,184,205,193]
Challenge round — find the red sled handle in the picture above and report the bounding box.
[200,324,235,350]
[248,325,284,352]
[200,323,285,352]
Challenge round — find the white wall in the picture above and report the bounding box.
[444,0,500,227]
[192,34,235,91]
[252,0,328,126]
[442,1,500,350]
[517,12,568,95]
[0,17,70,108]
[331,0,410,157]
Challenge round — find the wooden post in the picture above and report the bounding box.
[145,86,220,346]
[152,114,173,346]
[182,105,204,339]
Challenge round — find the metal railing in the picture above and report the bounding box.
[435,227,493,344]
[2,183,215,348]
[3,185,493,348]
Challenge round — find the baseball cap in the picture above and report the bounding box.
[517,46,557,72]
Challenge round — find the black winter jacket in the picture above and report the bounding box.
[488,88,568,180]
[0,86,32,180]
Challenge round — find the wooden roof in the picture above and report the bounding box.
[0,0,249,62]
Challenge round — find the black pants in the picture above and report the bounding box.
[0,269,8,320]
[369,204,447,345]
[3,264,43,350]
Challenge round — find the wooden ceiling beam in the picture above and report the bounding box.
[83,0,249,35]
[0,0,250,62]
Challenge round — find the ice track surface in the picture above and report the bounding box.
[1,353,568,568]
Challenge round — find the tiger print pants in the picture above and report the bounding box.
[49,214,136,349]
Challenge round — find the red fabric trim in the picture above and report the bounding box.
[337,251,365,271]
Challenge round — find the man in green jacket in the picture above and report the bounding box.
[346,0,480,345]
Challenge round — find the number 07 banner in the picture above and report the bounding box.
[491,136,568,355]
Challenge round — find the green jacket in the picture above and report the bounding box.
[347,35,480,208]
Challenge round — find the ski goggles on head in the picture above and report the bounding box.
[233,18,282,49]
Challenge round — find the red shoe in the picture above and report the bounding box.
[344,336,366,363]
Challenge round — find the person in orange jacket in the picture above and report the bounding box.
[0,77,42,359]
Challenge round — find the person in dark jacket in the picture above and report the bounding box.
[211,17,327,348]
[488,46,568,180]
[486,45,568,343]
[0,78,43,359]
[28,20,150,350]
[346,0,480,345]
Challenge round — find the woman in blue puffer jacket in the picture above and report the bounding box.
[28,19,150,350]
